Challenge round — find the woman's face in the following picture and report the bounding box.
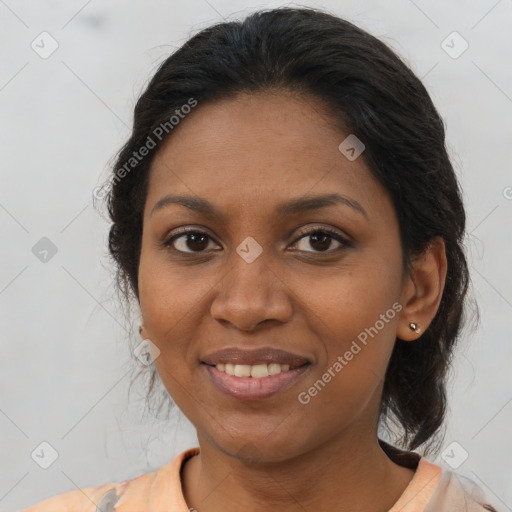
[138,91,412,461]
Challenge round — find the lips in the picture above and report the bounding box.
[200,347,311,367]
[203,363,311,400]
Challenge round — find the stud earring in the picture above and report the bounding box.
[409,322,421,334]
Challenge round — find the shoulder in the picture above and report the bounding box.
[19,447,200,512]
[388,451,500,512]
[421,460,500,512]
[19,482,123,512]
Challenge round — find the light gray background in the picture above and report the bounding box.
[1,1,511,511]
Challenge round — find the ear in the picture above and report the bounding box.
[396,236,447,341]
[139,321,146,339]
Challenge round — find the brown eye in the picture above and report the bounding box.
[292,228,352,253]
[163,230,220,253]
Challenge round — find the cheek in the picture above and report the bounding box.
[304,256,401,335]
[301,252,403,387]
[137,246,228,411]
[138,242,208,335]
[137,248,201,375]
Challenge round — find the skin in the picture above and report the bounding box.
[138,91,447,512]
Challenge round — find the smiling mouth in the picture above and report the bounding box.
[201,361,312,401]
[201,361,310,378]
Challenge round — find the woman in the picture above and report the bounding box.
[21,6,499,512]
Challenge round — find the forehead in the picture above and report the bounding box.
[145,91,389,221]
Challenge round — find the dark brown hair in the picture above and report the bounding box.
[97,6,478,457]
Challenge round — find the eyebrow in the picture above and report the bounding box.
[150,192,368,221]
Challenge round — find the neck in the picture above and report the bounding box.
[181,427,415,512]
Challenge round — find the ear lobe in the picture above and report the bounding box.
[396,237,447,341]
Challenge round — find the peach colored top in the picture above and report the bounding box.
[20,446,498,512]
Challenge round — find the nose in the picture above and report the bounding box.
[210,251,293,331]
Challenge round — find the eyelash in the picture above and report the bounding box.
[161,226,353,255]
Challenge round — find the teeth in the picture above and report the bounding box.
[250,364,268,378]
[214,362,293,377]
